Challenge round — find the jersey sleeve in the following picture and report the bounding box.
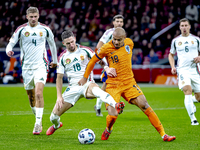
[84,55,100,79]
[46,27,58,64]
[57,55,65,74]
[6,27,23,53]
[96,44,109,59]
[170,39,176,54]
[197,37,200,53]
[99,29,113,44]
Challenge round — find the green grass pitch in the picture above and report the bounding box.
[0,85,199,150]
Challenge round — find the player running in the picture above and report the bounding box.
[6,7,57,135]
[169,18,200,125]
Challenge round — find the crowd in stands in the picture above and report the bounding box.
[0,0,200,83]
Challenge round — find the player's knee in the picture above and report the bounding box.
[35,91,43,100]
[50,112,60,122]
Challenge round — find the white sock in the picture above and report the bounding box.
[31,106,36,116]
[96,98,103,110]
[50,112,60,129]
[36,107,43,125]
[191,96,198,102]
[92,87,116,108]
[184,95,196,121]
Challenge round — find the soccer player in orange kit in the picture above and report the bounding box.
[78,27,176,142]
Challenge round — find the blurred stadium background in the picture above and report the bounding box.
[0,0,200,85]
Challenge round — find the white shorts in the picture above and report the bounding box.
[62,81,91,105]
[22,66,48,90]
[178,71,200,93]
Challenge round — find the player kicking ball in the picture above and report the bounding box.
[46,30,124,135]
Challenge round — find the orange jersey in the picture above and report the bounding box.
[97,38,136,84]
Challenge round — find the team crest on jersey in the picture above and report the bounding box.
[191,41,194,44]
[125,45,131,54]
[80,54,84,60]
[39,32,43,37]
[25,32,30,37]
[65,58,71,64]
[178,42,182,46]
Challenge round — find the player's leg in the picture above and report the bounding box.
[86,82,118,109]
[94,72,107,116]
[32,66,48,135]
[23,69,36,116]
[26,89,36,116]
[191,93,200,102]
[46,101,72,135]
[129,95,176,141]
[182,85,198,125]
[100,85,124,140]
[95,82,106,116]
[47,85,83,135]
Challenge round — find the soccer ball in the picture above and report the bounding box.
[78,128,95,144]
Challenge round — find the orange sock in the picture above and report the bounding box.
[106,115,118,131]
[144,107,166,137]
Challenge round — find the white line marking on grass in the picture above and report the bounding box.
[1,106,193,116]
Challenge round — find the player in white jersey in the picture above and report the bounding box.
[168,18,200,125]
[46,30,125,135]
[6,7,58,134]
[94,14,124,116]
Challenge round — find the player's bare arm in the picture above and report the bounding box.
[55,73,64,110]
[168,53,177,74]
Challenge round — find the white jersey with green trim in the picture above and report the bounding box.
[170,34,200,73]
[6,22,57,70]
[99,28,115,44]
[57,44,95,86]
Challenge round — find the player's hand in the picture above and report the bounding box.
[49,62,57,68]
[105,67,117,77]
[171,67,177,75]
[6,51,14,57]
[78,77,87,86]
[193,56,200,63]
[55,97,64,110]
[97,60,105,66]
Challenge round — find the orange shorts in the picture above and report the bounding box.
[105,82,143,108]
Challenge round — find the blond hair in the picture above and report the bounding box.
[26,7,39,14]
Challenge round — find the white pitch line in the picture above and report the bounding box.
[0,106,194,116]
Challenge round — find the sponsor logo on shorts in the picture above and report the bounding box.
[40,78,44,81]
